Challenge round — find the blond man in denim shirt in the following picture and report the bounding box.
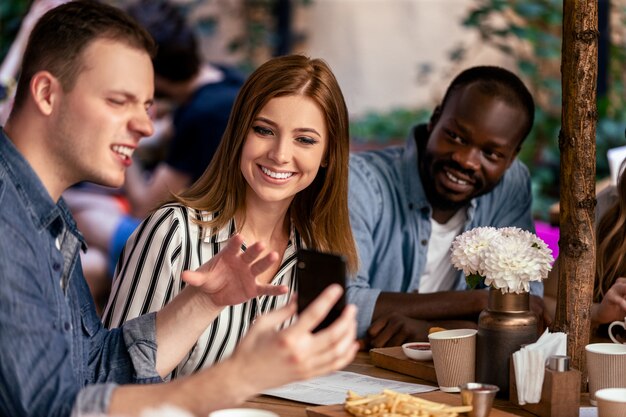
[0,2,357,416]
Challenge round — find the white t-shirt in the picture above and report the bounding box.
[419,209,466,293]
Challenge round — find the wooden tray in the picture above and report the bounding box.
[369,347,437,384]
[305,391,518,417]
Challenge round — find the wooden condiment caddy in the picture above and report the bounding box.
[509,358,581,417]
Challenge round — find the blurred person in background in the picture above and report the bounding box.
[592,160,626,331]
[544,159,626,340]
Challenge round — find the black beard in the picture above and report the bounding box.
[428,191,468,212]
[420,158,483,212]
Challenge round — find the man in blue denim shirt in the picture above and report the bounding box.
[0,2,358,416]
[348,66,546,347]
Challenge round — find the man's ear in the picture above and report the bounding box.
[30,71,60,116]
[427,105,442,133]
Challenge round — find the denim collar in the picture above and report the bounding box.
[0,128,85,245]
[402,124,430,213]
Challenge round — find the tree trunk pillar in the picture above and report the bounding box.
[554,0,598,387]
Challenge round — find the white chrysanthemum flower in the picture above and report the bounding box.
[451,226,554,293]
[450,226,501,276]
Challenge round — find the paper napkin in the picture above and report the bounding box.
[512,329,567,405]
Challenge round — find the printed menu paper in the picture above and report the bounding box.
[262,371,437,405]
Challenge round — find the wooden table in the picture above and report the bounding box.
[243,352,539,417]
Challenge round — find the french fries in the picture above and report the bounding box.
[428,327,447,335]
[344,389,472,417]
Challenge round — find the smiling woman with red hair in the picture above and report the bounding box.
[103,54,359,376]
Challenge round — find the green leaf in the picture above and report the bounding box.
[466,274,484,289]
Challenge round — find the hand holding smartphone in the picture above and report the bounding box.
[296,249,347,333]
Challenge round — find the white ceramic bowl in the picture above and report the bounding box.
[401,342,432,361]
[209,409,279,417]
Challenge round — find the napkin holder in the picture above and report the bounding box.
[509,359,580,417]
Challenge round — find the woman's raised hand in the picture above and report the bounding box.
[181,234,288,307]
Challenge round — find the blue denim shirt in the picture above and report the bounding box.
[347,125,543,337]
[0,129,162,417]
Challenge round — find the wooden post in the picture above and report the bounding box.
[553,0,598,385]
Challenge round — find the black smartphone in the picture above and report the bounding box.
[296,248,347,333]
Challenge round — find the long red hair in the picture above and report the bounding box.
[174,55,358,274]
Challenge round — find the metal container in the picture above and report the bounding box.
[548,355,570,372]
[475,288,538,398]
[460,382,500,417]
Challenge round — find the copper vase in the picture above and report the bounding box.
[475,288,538,398]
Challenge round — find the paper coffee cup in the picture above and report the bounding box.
[596,388,626,417]
[585,343,626,405]
[428,329,477,392]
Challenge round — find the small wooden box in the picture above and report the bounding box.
[369,347,437,383]
[509,361,581,417]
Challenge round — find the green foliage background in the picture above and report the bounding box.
[0,1,29,61]
[3,1,626,221]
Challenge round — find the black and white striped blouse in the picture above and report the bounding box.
[102,203,299,377]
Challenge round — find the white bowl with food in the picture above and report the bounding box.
[401,342,432,361]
